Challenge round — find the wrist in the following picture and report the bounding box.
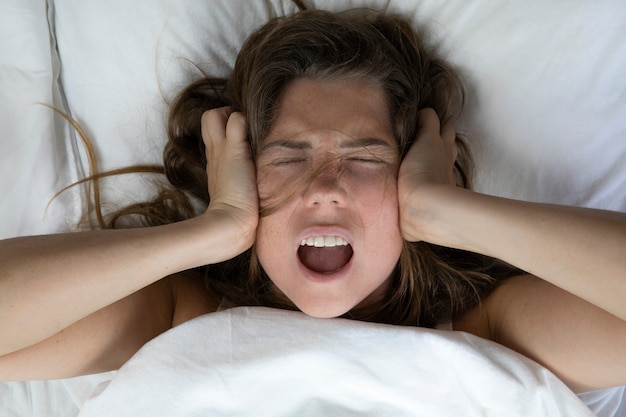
[192,205,257,262]
[400,184,473,249]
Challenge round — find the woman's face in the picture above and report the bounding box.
[255,78,403,318]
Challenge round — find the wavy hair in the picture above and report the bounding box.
[88,8,519,327]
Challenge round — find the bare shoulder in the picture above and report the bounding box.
[0,271,217,381]
[0,277,174,380]
[455,274,626,393]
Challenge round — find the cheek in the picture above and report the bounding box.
[354,173,403,257]
[257,167,305,212]
[350,171,399,221]
[254,213,291,279]
[256,170,276,201]
[255,216,278,255]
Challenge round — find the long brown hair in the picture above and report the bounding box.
[85,8,519,327]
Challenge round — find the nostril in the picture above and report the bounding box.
[303,170,347,207]
[311,198,340,206]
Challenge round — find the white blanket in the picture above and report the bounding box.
[78,307,594,417]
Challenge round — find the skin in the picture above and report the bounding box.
[255,79,403,318]
[398,103,626,393]
[0,79,624,395]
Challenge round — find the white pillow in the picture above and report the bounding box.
[0,0,83,238]
[53,0,626,213]
[3,0,625,240]
[53,0,300,210]
[308,0,626,211]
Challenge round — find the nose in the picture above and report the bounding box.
[302,161,347,207]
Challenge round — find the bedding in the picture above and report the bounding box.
[77,307,595,417]
[1,0,625,416]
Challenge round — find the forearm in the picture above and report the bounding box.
[405,185,626,320]
[0,212,253,355]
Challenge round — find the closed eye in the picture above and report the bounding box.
[345,157,385,164]
[270,158,307,166]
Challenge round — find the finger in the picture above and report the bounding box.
[403,108,439,161]
[417,107,441,135]
[441,123,458,162]
[421,109,458,162]
[441,122,455,143]
[201,107,233,146]
[225,111,249,145]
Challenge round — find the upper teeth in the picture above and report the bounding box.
[300,236,349,247]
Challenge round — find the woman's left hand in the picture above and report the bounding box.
[398,108,458,243]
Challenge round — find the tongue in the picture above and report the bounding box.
[298,245,353,274]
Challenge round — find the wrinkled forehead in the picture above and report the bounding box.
[261,77,396,147]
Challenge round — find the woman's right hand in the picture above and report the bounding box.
[200,107,259,259]
[0,107,258,375]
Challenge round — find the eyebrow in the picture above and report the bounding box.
[260,137,393,152]
[339,137,393,149]
[260,140,311,152]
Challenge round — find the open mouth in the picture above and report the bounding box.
[297,236,354,274]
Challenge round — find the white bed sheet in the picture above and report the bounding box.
[78,307,595,417]
[1,0,625,416]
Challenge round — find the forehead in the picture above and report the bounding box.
[264,78,395,146]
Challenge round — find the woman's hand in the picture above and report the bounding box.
[0,108,259,362]
[398,108,458,243]
[199,107,259,259]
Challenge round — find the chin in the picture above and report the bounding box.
[296,301,354,319]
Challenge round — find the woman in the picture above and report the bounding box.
[0,8,624,398]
